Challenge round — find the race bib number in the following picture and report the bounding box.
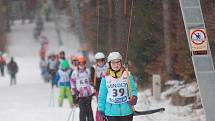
[76,71,91,91]
[77,78,89,90]
[106,79,129,104]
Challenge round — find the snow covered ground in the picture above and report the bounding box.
[0,20,206,121]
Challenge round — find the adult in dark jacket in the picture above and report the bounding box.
[7,57,18,86]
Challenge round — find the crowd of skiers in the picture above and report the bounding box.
[0,52,19,86]
[39,50,138,121]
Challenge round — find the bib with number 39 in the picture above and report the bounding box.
[106,72,129,104]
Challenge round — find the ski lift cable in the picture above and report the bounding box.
[124,0,134,64]
[124,0,165,116]
[95,0,132,62]
[94,0,165,117]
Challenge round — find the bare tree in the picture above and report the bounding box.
[163,0,172,78]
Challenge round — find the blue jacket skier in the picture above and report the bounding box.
[52,60,73,107]
[98,52,137,121]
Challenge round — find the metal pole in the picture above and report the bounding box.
[179,0,215,120]
[49,87,55,107]
[67,107,75,121]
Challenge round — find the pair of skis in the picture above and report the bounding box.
[67,107,76,121]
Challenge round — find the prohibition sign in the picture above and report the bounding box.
[190,29,206,45]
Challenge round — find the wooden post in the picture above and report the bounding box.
[96,0,100,17]
[152,74,161,100]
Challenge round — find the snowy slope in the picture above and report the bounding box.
[0,20,206,121]
[0,20,83,121]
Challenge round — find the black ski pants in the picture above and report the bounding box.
[79,97,94,121]
[106,114,133,121]
[10,74,16,86]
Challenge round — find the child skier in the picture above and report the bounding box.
[59,50,66,62]
[39,56,49,82]
[70,55,79,105]
[70,55,79,71]
[52,60,73,107]
[98,52,137,121]
[91,52,108,121]
[70,55,94,121]
[48,54,59,83]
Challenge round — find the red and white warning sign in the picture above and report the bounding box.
[190,28,207,53]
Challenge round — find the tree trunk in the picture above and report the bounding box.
[80,0,92,45]
[107,0,113,53]
[0,0,7,51]
[163,0,172,78]
[112,0,129,57]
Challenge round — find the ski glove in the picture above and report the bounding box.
[129,95,138,106]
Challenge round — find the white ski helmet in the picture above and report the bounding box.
[95,52,105,60]
[107,52,122,62]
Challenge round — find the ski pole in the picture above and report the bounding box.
[67,107,75,121]
[52,86,55,107]
[49,87,55,107]
[52,87,55,107]
[71,107,76,121]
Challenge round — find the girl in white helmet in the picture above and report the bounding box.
[91,52,108,121]
[98,52,137,121]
